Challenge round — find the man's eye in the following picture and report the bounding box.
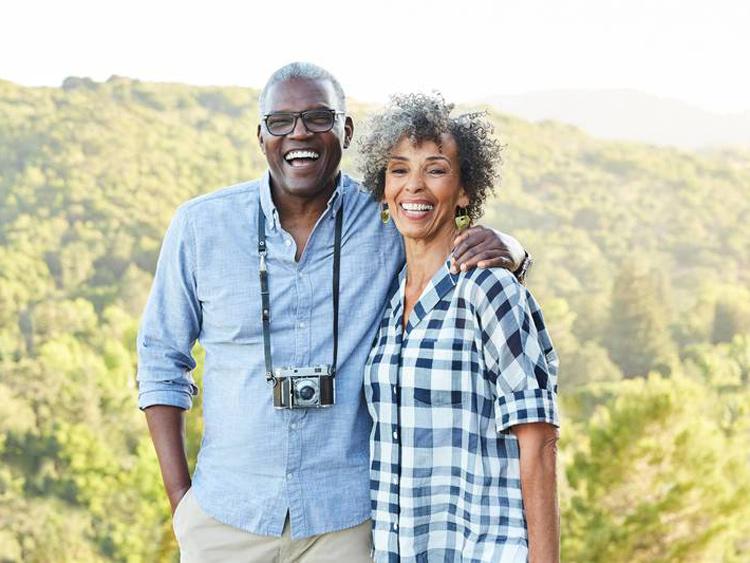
[305,111,333,125]
[268,115,293,127]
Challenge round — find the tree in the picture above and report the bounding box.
[562,373,750,562]
[605,260,676,377]
[711,288,750,344]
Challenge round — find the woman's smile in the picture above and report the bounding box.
[385,133,468,245]
[398,199,435,220]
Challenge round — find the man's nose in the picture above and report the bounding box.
[287,115,312,139]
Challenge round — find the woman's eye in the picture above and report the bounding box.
[389,168,407,174]
[429,168,447,175]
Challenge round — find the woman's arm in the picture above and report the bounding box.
[512,422,560,563]
[470,270,560,560]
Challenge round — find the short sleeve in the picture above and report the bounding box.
[136,206,201,410]
[471,269,559,434]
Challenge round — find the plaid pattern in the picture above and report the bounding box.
[364,260,559,563]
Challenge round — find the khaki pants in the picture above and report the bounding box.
[172,488,373,562]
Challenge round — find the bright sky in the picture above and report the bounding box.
[2,0,748,114]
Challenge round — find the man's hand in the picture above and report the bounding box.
[451,226,526,275]
[169,484,192,516]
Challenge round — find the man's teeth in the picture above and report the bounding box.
[285,150,320,161]
[401,203,434,211]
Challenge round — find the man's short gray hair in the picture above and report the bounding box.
[258,62,347,115]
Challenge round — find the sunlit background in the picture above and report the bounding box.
[4,0,750,112]
[1,1,748,561]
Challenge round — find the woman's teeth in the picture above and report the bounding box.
[401,203,434,212]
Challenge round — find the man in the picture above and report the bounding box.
[137,62,526,562]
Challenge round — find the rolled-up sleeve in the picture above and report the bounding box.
[137,206,201,410]
[474,270,559,434]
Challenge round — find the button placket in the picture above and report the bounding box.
[295,271,312,366]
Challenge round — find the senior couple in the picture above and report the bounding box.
[138,62,559,563]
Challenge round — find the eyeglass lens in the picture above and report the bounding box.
[266,110,336,135]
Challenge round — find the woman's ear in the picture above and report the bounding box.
[457,187,469,209]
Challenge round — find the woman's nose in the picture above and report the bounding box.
[405,173,425,192]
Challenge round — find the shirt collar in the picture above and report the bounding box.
[325,172,346,219]
[259,170,346,231]
[392,257,460,334]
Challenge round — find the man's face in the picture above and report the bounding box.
[258,78,353,200]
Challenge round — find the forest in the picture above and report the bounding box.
[0,76,748,562]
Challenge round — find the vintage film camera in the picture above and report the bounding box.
[272,365,335,409]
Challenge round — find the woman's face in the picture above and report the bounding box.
[384,133,469,244]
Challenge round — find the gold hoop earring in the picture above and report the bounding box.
[380,204,390,224]
[455,207,470,230]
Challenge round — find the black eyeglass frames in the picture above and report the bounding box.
[263,109,345,136]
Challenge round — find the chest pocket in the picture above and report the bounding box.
[339,242,386,322]
[410,337,474,406]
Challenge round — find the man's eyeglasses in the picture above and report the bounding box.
[263,109,345,136]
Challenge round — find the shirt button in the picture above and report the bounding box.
[287,473,293,480]
[392,522,398,531]
[392,431,398,440]
[290,423,297,430]
[392,386,397,395]
[285,239,292,247]
[299,322,305,328]
[392,476,399,485]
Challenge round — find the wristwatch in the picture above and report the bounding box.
[513,252,533,285]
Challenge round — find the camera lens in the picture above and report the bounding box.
[294,378,319,406]
[299,385,315,401]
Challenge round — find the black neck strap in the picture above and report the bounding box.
[258,196,344,384]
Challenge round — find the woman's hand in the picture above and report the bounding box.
[451,227,526,274]
[512,421,560,563]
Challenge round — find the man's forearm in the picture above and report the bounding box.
[144,405,192,513]
[518,428,560,563]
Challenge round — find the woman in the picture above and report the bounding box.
[360,94,560,563]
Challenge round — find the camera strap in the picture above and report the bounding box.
[257,194,344,385]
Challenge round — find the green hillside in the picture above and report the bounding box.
[1,77,748,562]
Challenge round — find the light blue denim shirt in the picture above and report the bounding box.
[137,171,404,539]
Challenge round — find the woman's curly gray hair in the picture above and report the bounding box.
[358,93,502,222]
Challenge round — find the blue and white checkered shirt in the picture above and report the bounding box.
[364,260,559,562]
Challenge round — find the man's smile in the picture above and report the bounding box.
[284,149,321,168]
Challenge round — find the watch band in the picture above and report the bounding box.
[513,252,533,285]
